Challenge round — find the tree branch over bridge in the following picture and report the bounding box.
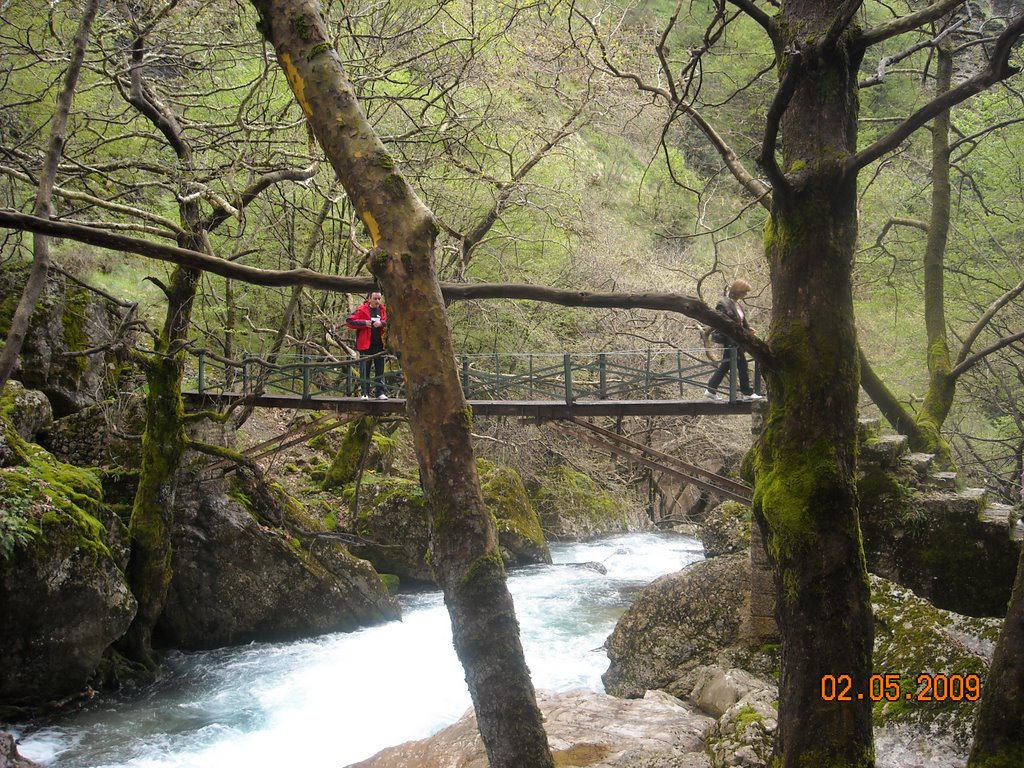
[0,208,774,368]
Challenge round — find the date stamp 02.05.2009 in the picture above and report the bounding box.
[819,673,981,703]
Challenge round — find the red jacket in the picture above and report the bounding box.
[346,301,387,351]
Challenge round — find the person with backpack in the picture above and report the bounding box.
[346,291,389,399]
[704,279,763,402]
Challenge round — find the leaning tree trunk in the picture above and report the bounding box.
[0,0,99,391]
[752,5,874,766]
[967,544,1024,767]
[248,3,553,767]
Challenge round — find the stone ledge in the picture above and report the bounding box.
[860,434,909,467]
[901,452,935,478]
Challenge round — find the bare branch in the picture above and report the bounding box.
[0,208,776,368]
[954,275,1024,367]
[0,165,183,235]
[858,0,967,48]
[950,328,1024,380]
[849,11,1024,173]
[874,216,928,246]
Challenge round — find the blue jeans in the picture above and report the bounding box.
[360,351,386,396]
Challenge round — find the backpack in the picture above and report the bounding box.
[701,325,727,346]
[700,325,725,360]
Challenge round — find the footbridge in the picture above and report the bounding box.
[182,348,760,504]
[182,348,761,417]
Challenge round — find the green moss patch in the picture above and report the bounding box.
[530,465,628,539]
[1,384,109,561]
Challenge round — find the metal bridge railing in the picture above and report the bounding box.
[187,348,759,403]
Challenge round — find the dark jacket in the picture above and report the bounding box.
[712,296,748,344]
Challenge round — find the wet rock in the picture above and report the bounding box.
[158,467,400,649]
[602,553,748,699]
[0,732,42,768]
[350,688,714,768]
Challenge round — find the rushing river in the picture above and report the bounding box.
[11,532,703,768]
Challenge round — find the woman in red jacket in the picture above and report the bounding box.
[346,291,388,399]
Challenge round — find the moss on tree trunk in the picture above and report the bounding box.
[323,416,377,489]
[753,7,875,764]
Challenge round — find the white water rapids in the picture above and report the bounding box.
[12,532,704,767]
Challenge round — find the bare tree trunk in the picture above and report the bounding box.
[0,0,100,391]
[248,3,553,765]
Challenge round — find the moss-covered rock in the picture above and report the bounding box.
[870,576,999,750]
[703,688,777,768]
[2,381,52,442]
[860,464,1020,617]
[530,465,648,540]
[0,383,136,713]
[478,459,551,566]
[700,500,752,557]
[346,474,434,584]
[347,461,553,585]
[0,263,129,416]
[157,466,399,649]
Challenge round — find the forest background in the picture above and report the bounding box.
[2,0,1021,498]
[2,0,1024,767]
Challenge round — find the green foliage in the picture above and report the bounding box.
[0,492,37,560]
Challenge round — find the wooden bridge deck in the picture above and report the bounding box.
[182,392,754,419]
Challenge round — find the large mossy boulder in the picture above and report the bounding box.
[348,475,433,584]
[0,264,128,417]
[478,460,551,566]
[0,384,136,713]
[157,467,400,649]
[349,461,552,585]
[530,465,649,540]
